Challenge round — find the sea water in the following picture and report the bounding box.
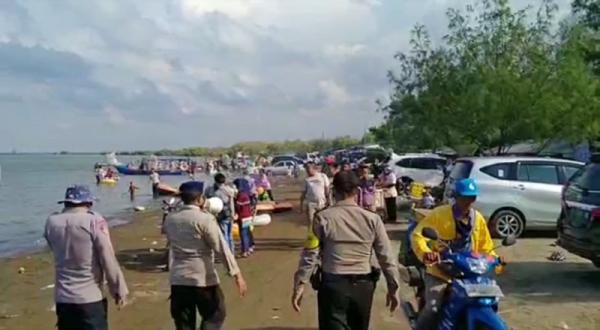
[0,154,210,257]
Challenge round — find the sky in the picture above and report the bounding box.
[0,0,572,152]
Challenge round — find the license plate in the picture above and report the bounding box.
[464,284,503,298]
[569,208,591,228]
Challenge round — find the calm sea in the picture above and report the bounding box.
[0,154,209,257]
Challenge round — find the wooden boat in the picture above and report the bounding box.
[256,201,294,214]
[157,183,179,196]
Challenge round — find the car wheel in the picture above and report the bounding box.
[593,260,600,268]
[490,209,525,238]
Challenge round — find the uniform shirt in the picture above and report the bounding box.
[164,205,240,287]
[294,201,400,293]
[303,173,329,205]
[44,208,128,304]
[411,204,496,281]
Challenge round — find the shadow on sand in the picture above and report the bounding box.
[116,248,168,273]
[499,261,600,303]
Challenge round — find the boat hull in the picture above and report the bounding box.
[115,165,184,176]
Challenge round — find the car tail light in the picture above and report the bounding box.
[592,208,600,219]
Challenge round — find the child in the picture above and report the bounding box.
[128,181,139,201]
[256,186,271,202]
[422,187,435,209]
[234,179,255,258]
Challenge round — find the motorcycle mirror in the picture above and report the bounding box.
[422,227,439,241]
[502,235,517,247]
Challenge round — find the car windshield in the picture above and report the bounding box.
[571,163,600,191]
[450,161,473,180]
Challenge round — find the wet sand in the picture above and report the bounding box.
[1,178,600,329]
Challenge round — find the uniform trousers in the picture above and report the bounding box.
[170,285,226,330]
[56,298,107,330]
[317,273,376,330]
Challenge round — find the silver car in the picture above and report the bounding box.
[445,157,583,237]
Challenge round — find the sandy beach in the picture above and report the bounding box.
[1,178,600,330]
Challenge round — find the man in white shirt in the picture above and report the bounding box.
[150,170,160,198]
[300,162,330,225]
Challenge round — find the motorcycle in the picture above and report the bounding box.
[401,227,516,330]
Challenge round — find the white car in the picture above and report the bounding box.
[264,160,298,176]
[444,156,584,237]
[387,153,447,187]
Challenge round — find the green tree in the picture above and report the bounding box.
[372,0,599,155]
[572,0,600,74]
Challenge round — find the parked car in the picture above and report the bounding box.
[264,160,298,176]
[387,153,447,187]
[445,157,584,238]
[270,155,304,166]
[557,155,600,267]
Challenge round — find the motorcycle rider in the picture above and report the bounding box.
[411,178,504,330]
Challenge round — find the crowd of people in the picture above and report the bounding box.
[44,157,505,330]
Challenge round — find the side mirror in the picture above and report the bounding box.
[422,227,439,241]
[502,235,517,247]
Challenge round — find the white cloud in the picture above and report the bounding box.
[319,80,351,105]
[104,106,126,126]
[324,43,366,57]
[0,0,574,151]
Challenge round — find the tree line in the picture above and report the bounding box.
[117,136,364,157]
[370,0,599,155]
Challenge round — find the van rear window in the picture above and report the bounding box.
[450,161,473,180]
[571,164,600,191]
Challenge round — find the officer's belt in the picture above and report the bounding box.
[322,272,372,282]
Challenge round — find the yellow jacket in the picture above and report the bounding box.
[412,204,497,281]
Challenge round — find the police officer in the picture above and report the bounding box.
[292,171,400,330]
[44,185,128,330]
[164,181,247,330]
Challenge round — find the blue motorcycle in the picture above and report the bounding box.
[401,227,515,330]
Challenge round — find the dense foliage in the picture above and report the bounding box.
[371,0,599,155]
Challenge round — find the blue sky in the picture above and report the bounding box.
[0,0,571,152]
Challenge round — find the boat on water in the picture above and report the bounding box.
[107,154,196,176]
[115,165,186,176]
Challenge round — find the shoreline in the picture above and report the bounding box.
[0,197,160,259]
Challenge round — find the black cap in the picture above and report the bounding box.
[179,181,205,194]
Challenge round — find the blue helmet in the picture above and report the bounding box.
[455,178,479,197]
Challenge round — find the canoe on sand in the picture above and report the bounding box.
[256,201,293,214]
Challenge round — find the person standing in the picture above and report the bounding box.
[292,171,400,330]
[128,181,139,201]
[205,173,237,254]
[357,164,376,212]
[254,169,274,201]
[150,170,160,199]
[299,162,330,226]
[233,179,255,258]
[164,181,247,330]
[45,185,128,330]
[378,166,398,223]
